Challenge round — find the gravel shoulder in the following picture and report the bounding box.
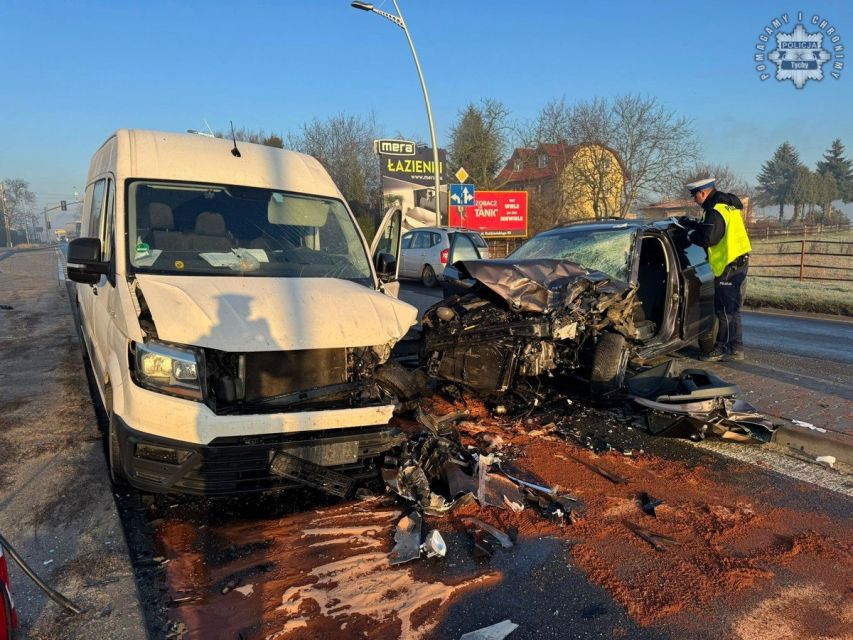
[0,248,146,639]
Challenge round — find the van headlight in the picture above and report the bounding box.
[133,340,203,401]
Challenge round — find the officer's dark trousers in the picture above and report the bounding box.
[714,263,747,353]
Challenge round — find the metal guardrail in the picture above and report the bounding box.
[749,239,853,282]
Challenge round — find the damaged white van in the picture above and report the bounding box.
[66,129,418,495]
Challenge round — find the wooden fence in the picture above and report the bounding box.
[485,237,525,258]
[749,239,853,282]
[746,222,850,240]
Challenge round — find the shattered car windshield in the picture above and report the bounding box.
[127,181,373,285]
[509,227,635,282]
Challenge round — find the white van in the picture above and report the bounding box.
[66,129,418,495]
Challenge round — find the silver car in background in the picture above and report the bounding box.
[400,226,490,287]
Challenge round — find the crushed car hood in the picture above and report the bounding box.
[453,259,632,314]
[134,274,418,352]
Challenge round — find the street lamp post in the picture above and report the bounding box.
[351,0,442,226]
[0,182,11,248]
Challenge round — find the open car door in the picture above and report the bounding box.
[370,207,403,296]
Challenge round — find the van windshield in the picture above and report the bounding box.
[127,181,373,285]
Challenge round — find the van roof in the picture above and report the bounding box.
[97,129,343,198]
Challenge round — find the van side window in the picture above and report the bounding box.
[88,179,106,238]
[101,179,115,261]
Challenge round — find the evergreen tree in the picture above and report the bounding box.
[816,139,853,202]
[448,99,510,189]
[756,142,801,221]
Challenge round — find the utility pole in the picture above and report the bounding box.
[0,182,11,248]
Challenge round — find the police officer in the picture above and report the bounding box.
[683,178,752,362]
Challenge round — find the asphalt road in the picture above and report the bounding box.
[742,309,853,365]
[2,250,849,639]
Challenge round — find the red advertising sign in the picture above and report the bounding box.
[448,190,528,238]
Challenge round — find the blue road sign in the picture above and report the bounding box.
[450,184,475,207]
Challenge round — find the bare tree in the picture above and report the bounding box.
[215,127,284,148]
[287,112,382,223]
[522,95,696,218]
[610,95,696,215]
[668,163,751,199]
[1,179,36,243]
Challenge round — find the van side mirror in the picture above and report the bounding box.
[375,251,397,281]
[67,237,109,284]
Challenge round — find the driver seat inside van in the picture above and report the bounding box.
[147,202,186,251]
[189,212,233,252]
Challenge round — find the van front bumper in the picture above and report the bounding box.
[112,415,403,496]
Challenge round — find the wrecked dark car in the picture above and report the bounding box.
[426,219,717,394]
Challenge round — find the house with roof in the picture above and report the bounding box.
[637,195,752,221]
[496,141,626,223]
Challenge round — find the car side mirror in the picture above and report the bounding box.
[67,237,109,284]
[375,251,397,281]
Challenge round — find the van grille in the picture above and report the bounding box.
[243,348,348,402]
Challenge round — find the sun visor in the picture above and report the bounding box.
[268,193,329,226]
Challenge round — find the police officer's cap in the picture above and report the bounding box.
[686,177,716,195]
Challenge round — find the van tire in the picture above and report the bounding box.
[107,412,128,487]
[421,265,437,288]
[590,333,628,396]
[375,362,425,402]
[698,317,718,355]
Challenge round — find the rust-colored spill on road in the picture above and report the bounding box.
[154,397,853,639]
[155,499,501,639]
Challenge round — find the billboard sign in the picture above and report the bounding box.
[373,139,417,156]
[379,146,449,231]
[448,190,528,238]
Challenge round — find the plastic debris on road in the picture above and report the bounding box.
[459,619,519,640]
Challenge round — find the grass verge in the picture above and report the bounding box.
[744,277,852,315]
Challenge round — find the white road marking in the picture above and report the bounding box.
[696,439,853,497]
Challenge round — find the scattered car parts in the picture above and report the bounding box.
[459,619,519,640]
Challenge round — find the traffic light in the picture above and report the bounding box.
[60,200,67,211]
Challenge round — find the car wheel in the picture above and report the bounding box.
[698,317,718,355]
[107,412,128,487]
[421,265,437,288]
[375,362,426,403]
[590,332,629,396]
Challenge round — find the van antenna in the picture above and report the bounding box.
[229,121,241,157]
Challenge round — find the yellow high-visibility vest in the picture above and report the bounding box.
[705,203,752,277]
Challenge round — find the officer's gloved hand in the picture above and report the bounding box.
[678,216,700,230]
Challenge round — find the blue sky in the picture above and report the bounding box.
[1,0,851,214]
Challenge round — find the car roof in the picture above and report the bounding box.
[541,218,673,236]
[403,226,484,234]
